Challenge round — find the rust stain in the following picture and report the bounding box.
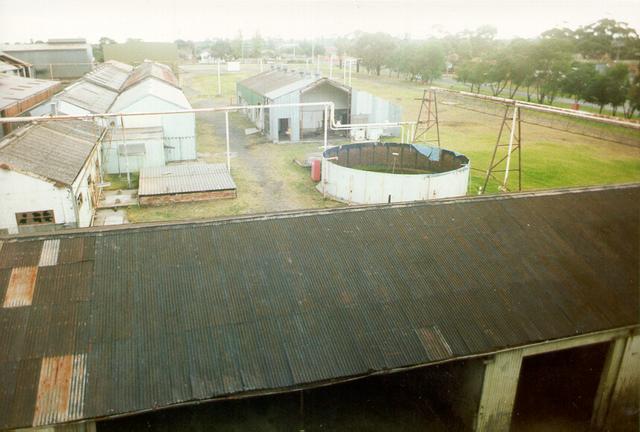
[3,266,38,308]
[33,354,86,426]
[415,325,453,360]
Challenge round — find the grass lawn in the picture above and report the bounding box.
[326,65,640,194]
[127,63,638,223]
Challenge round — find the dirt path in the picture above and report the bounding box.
[183,71,316,213]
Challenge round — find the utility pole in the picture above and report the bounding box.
[217,59,222,96]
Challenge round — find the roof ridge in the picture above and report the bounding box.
[2,183,638,241]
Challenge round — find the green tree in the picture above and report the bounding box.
[585,64,629,114]
[625,69,640,118]
[530,38,573,104]
[575,19,640,60]
[353,32,396,76]
[561,63,597,103]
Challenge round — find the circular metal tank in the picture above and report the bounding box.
[319,142,470,204]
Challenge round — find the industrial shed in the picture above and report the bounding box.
[0,39,93,79]
[237,68,351,142]
[110,73,196,163]
[53,60,196,170]
[0,121,105,235]
[0,74,61,138]
[0,185,637,431]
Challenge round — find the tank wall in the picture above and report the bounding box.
[322,160,469,204]
[321,143,470,204]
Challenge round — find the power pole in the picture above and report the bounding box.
[412,89,440,146]
[482,104,522,194]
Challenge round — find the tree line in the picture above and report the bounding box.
[338,20,640,118]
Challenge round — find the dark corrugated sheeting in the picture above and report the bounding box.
[0,186,638,429]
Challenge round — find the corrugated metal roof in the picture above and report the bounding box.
[0,43,90,52]
[0,74,61,112]
[55,81,118,114]
[139,163,236,195]
[109,126,164,142]
[120,61,179,91]
[0,120,103,185]
[239,70,350,100]
[103,60,133,72]
[237,70,309,97]
[82,63,130,92]
[0,185,638,429]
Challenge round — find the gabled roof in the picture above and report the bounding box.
[0,120,103,185]
[239,70,350,100]
[55,81,118,113]
[237,69,308,97]
[110,78,191,111]
[120,61,179,91]
[104,60,134,72]
[0,185,637,429]
[82,63,130,92]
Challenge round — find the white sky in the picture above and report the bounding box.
[0,0,639,43]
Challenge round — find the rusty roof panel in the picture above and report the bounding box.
[3,267,38,308]
[0,185,638,429]
[33,354,86,426]
[120,61,178,91]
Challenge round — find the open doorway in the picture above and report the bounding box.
[511,342,610,431]
[278,118,290,141]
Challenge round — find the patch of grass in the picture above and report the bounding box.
[103,173,139,190]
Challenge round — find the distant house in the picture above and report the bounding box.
[237,68,351,142]
[0,74,61,138]
[0,39,93,79]
[0,121,105,234]
[53,60,196,174]
[103,41,178,68]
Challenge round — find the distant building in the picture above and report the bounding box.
[0,121,105,234]
[0,74,61,138]
[237,68,351,142]
[53,60,196,174]
[103,41,178,68]
[0,39,93,79]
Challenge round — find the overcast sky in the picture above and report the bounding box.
[1,0,639,43]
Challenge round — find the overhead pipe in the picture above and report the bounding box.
[0,101,415,136]
[430,86,640,130]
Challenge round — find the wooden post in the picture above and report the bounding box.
[592,338,627,428]
[475,349,523,432]
[595,334,640,431]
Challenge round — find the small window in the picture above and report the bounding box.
[15,210,55,226]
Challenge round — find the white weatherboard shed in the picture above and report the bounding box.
[0,121,104,234]
[51,61,196,173]
[110,79,196,162]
